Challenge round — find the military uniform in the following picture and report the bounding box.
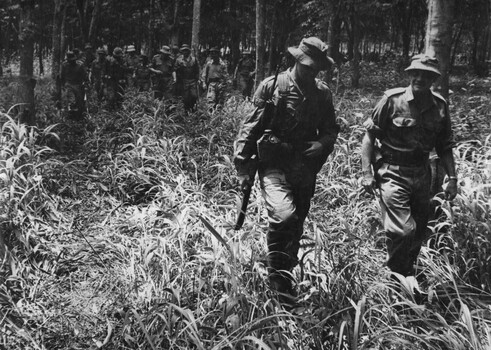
[151,54,175,99]
[202,58,228,105]
[235,55,255,97]
[125,53,140,87]
[366,86,455,276]
[105,54,128,107]
[90,56,106,102]
[234,69,339,290]
[60,58,88,118]
[135,60,151,92]
[175,54,199,109]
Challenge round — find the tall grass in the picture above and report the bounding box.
[0,72,490,349]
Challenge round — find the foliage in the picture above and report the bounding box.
[0,65,490,349]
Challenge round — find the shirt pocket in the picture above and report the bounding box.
[392,116,417,128]
[390,115,418,146]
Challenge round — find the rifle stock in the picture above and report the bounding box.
[234,156,258,230]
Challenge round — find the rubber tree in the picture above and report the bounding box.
[255,0,265,89]
[191,0,201,58]
[425,0,456,99]
[18,0,36,126]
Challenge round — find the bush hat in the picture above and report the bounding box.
[210,47,220,53]
[180,44,191,52]
[405,54,441,76]
[126,45,136,53]
[288,37,334,71]
[160,46,171,55]
[96,48,106,54]
[66,51,76,61]
[113,47,124,57]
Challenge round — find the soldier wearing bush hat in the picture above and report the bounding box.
[361,53,457,299]
[90,48,107,102]
[234,49,255,98]
[234,36,339,305]
[150,45,175,99]
[175,44,199,110]
[60,50,88,119]
[124,45,139,87]
[180,44,191,52]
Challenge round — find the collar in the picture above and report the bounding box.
[404,85,437,111]
[287,68,315,97]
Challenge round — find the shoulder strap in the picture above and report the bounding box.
[264,71,289,131]
[277,73,289,98]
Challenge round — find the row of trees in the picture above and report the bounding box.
[2,1,490,72]
[1,0,490,124]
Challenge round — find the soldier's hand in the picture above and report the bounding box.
[303,141,323,158]
[238,174,252,192]
[361,172,376,195]
[444,178,458,201]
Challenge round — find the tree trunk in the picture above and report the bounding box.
[191,0,201,58]
[38,43,43,75]
[170,0,181,47]
[396,0,413,61]
[255,0,265,89]
[328,10,343,63]
[148,0,155,55]
[350,3,360,88]
[470,0,490,76]
[52,0,67,104]
[267,3,278,76]
[18,0,36,126]
[229,0,240,70]
[76,0,89,44]
[425,0,456,99]
[0,24,3,76]
[88,0,102,45]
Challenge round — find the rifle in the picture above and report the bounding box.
[234,65,281,231]
[234,155,257,230]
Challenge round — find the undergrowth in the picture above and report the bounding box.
[0,64,490,350]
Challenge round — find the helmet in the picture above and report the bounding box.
[84,43,92,49]
[113,47,124,57]
[96,48,106,54]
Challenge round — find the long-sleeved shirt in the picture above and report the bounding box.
[234,69,339,176]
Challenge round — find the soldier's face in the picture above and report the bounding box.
[296,63,319,81]
[409,70,436,93]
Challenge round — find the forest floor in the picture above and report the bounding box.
[1,62,491,350]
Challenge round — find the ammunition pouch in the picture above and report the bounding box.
[257,131,282,164]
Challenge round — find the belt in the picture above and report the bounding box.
[381,147,428,167]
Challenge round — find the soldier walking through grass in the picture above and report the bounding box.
[105,47,129,108]
[234,50,255,98]
[202,47,229,106]
[90,48,107,103]
[150,46,176,100]
[234,37,339,303]
[360,54,458,297]
[175,44,200,110]
[60,51,88,120]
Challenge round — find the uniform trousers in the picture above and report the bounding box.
[259,166,315,290]
[376,162,431,276]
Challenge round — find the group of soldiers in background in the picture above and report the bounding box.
[58,42,257,119]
